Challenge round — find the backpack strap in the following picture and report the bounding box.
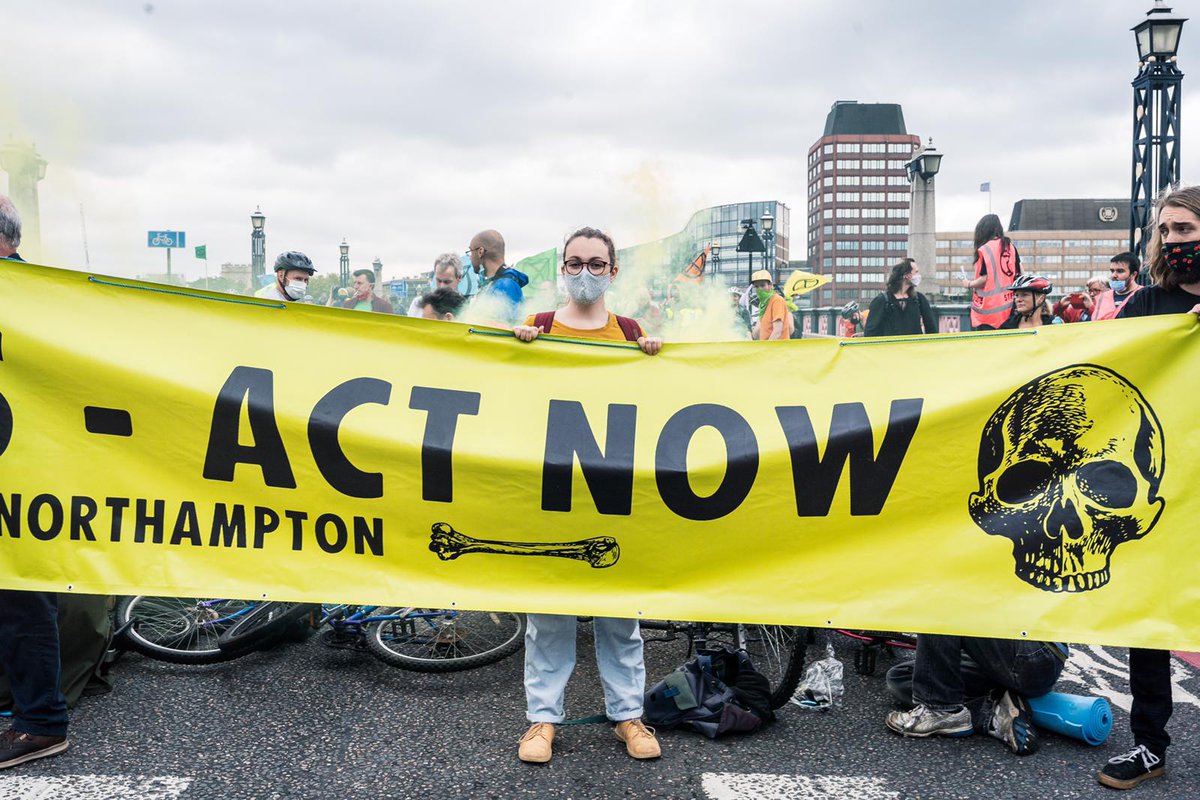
[615,315,642,342]
[533,311,556,333]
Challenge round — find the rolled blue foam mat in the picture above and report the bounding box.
[1026,691,1112,746]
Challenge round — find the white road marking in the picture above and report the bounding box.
[1057,645,1200,715]
[702,772,899,800]
[0,774,192,800]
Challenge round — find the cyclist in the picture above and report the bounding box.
[839,301,863,338]
[256,251,316,302]
[997,275,1057,329]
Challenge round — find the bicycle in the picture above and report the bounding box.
[114,595,272,665]
[640,619,808,709]
[226,603,526,673]
[114,596,525,672]
[832,629,917,676]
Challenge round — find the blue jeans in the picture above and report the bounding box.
[0,590,68,736]
[524,614,645,723]
[886,635,1064,732]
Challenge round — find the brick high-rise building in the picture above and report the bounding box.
[806,101,920,306]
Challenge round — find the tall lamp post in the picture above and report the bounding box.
[339,239,350,288]
[711,241,721,280]
[250,206,266,288]
[761,210,776,282]
[0,141,48,261]
[1130,1,1187,265]
[905,138,943,295]
[736,218,766,285]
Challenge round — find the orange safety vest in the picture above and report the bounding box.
[970,238,1020,329]
[1090,284,1141,321]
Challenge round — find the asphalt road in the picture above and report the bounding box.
[1,623,1198,800]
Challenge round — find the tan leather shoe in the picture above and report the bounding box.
[518,723,555,764]
[613,719,661,759]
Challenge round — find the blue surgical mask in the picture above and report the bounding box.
[1108,279,1126,292]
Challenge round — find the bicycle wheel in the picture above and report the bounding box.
[365,608,525,672]
[216,601,318,655]
[116,596,253,664]
[738,624,807,709]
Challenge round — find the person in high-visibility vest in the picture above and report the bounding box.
[961,214,1022,330]
[1090,252,1143,321]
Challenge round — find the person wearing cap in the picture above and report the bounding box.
[255,251,316,302]
[749,269,793,341]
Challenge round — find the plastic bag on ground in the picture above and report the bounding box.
[790,642,844,710]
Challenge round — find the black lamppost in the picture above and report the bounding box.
[761,210,776,282]
[250,206,266,284]
[736,218,766,285]
[711,241,721,279]
[1130,1,1187,264]
[339,239,350,288]
[905,142,944,184]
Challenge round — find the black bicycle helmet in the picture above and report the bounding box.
[274,251,316,275]
[839,301,860,320]
[1009,274,1053,295]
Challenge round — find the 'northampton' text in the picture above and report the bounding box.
[0,494,383,556]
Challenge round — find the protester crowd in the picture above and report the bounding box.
[2,185,1200,792]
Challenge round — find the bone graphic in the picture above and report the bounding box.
[429,522,620,569]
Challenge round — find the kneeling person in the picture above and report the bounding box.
[885,635,1067,755]
[511,227,662,765]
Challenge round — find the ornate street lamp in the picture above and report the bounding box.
[905,139,943,183]
[711,241,721,277]
[906,139,943,295]
[761,210,776,281]
[1130,1,1187,264]
[250,206,266,282]
[339,238,350,288]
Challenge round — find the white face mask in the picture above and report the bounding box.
[284,280,307,300]
[909,273,922,287]
[563,271,610,306]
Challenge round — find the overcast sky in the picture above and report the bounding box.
[3,0,1194,281]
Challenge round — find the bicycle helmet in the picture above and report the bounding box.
[839,301,860,320]
[1009,274,1052,295]
[274,250,316,275]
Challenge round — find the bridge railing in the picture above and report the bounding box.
[793,303,973,337]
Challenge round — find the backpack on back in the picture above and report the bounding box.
[532,311,641,342]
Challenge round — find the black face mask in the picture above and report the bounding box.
[1164,240,1200,283]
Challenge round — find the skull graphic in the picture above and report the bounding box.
[968,364,1165,593]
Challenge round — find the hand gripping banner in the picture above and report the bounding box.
[1,261,1197,650]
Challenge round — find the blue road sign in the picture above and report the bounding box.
[147,230,186,248]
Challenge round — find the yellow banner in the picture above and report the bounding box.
[1,262,1197,649]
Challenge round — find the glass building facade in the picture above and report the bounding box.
[618,200,791,287]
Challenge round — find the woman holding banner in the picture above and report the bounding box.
[1098,185,1200,791]
[511,227,663,765]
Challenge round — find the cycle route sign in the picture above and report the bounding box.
[147,230,186,248]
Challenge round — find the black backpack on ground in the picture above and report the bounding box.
[643,646,775,738]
